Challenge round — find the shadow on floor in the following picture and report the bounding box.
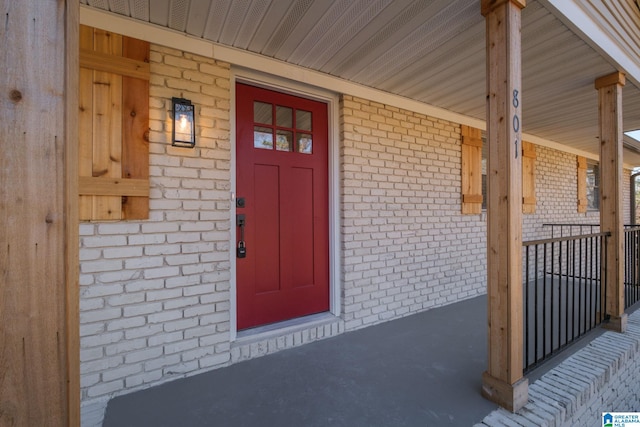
[104,295,500,427]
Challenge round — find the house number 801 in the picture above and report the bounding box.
[513,89,520,159]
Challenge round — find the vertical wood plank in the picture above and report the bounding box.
[522,141,536,214]
[596,72,627,332]
[481,0,528,413]
[66,3,81,425]
[122,37,150,219]
[92,29,123,219]
[0,1,78,425]
[79,25,94,220]
[461,125,483,214]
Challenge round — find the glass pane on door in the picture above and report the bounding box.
[254,126,273,149]
[296,110,312,131]
[297,133,312,154]
[276,106,293,128]
[254,102,272,125]
[276,130,292,151]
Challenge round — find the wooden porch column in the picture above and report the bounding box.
[0,1,79,426]
[481,0,528,412]
[596,72,628,333]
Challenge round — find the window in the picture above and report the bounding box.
[632,171,640,224]
[253,101,313,154]
[461,125,535,214]
[586,161,600,211]
[577,156,599,212]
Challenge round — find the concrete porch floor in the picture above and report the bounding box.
[102,295,588,427]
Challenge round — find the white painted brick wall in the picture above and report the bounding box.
[340,96,488,330]
[340,95,632,331]
[79,46,232,427]
[522,146,632,240]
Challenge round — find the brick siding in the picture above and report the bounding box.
[340,95,486,330]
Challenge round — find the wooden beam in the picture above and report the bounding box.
[595,72,625,90]
[80,49,150,80]
[463,194,484,204]
[79,176,149,196]
[596,71,627,333]
[0,1,79,425]
[481,0,528,412]
[481,0,526,16]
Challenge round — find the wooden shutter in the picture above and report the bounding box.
[577,156,588,213]
[461,125,483,214]
[522,141,536,214]
[79,25,150,220]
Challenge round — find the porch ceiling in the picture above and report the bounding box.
[80,0,640,165]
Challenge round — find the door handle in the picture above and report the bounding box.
[237,214,246,258]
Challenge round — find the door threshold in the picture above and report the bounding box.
[234,312,339,346]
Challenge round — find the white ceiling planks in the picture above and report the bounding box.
[78,0,640,163]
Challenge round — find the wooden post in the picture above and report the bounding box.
[481,0,528,412]
[0,1,79,426]
[67,2,81,425]
[596,72,627,333]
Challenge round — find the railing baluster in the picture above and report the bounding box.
[534,244,539,365]
[525,244,530,369]
[587,235,592,330]
[575,236,581,342]
[623,227,640,310]
[542,242,548,361]
[566,238,572,346]
[551,239,556,354]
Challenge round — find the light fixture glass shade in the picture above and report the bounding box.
[172,97,196,148]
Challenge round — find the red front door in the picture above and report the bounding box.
[236,83,329,330]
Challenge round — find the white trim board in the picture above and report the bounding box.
[228,68,342,341]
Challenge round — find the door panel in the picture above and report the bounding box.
[253,164,281,294]
[291,167,314,287]
[236,83,329,330]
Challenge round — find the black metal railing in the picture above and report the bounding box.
[522,231,609,373]
[625,226,640,309]
[543,223,640,310]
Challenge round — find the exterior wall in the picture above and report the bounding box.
[340,95,486,330]
[339,95,632,332]
[522,144,632,240]
[523,147,599,240]
[80,46,233,424]
[77,47,635,426]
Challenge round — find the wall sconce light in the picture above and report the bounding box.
[172,97,196,148]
